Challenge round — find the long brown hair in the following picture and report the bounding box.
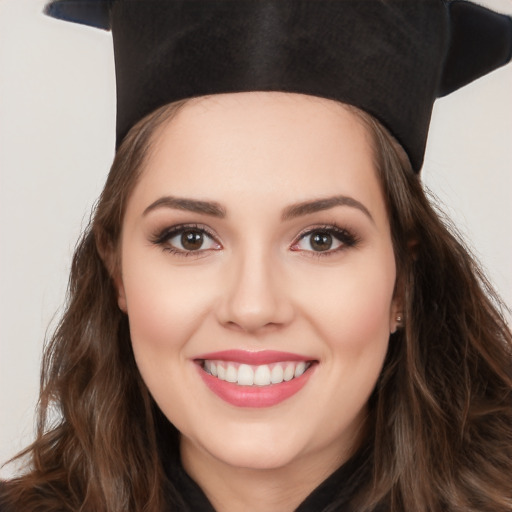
[355,109,512,512]
[1,97,511,512]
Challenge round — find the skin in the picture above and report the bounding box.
[116,91,400,512]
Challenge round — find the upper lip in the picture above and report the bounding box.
[194,350,314,365]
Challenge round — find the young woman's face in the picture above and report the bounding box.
[118,92,399,473]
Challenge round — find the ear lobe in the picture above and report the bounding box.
[390,282,404,334]
[408,238,419,261]
[390,308,403,334]
[94,232,127,312]
[115,275,128,313]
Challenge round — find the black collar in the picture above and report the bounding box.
[162,442,373,512]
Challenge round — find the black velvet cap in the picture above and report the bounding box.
[44,0,512,172]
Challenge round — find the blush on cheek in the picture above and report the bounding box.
[313,276,394,346]
[123,274,166,331]
[352,286,393,336]
[124,273,215,357]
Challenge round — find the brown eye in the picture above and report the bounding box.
[181,230,204,251]
[310,232,333,252]
[158,226,221,254]
[291,226,358,255]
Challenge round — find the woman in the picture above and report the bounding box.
[1,1,511,511]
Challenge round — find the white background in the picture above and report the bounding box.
[1,0,511,477]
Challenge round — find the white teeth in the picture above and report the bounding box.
[204,360,312,386]
[254,365,271,386]
[270,365,284,384]
[226,364,237,383]
[294,362,306,377]
[237,364,254,386]
[283,363,295,381]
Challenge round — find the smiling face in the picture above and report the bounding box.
[117,92,399,476]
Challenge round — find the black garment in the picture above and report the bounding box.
[154,403,378,512]
[162,442,375,512]
[45,0,512,172]
[0,447,376,512]
[0,412,378,512]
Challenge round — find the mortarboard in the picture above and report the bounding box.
[44,0,512,172]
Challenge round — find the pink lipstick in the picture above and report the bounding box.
[194,350,316,408]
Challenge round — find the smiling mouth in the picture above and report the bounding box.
[198,360,315,387]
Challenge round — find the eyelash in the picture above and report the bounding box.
[150,223,360,257]
[150,223,220,257]
[291,223,360,258]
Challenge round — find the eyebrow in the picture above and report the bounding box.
[281,195,374,223]
[143,196,226,218]
[143,194,373,223]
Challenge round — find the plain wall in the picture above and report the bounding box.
[1,0,511,477]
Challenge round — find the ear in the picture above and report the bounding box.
[114,274,128,313]
[389,237,417,333]
[408,238,420,261]
[389,273,405,334]
[108,256,127,313]
[389,301,403,334]
[95,231,128,313]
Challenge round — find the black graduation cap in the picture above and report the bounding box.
[44,0,512,172]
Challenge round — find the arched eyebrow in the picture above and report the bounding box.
[143,194,373,223]
[281,195,374,223]
[143,196,226,218]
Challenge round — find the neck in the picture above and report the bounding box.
[180,437,356,512]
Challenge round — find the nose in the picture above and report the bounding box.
[216,248,294,333]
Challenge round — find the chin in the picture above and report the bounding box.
[206,437,309,471]
[183,417,315,471]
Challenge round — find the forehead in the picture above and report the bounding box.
[133,92,385,220]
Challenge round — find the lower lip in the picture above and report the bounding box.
[196,364,315,408]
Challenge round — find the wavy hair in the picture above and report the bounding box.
[352,109,512,512]
[1,98,511,512]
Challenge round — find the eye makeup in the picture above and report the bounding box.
[290,223,361,258]
[149,220,361,259]
[149,223,222,257]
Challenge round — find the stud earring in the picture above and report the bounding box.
[391,313,403,335]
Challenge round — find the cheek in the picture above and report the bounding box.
[313,261,394,317]
[119,251,218,424]
[296,251,396,360]
[306,258,395,417]
[120,249,215,357]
